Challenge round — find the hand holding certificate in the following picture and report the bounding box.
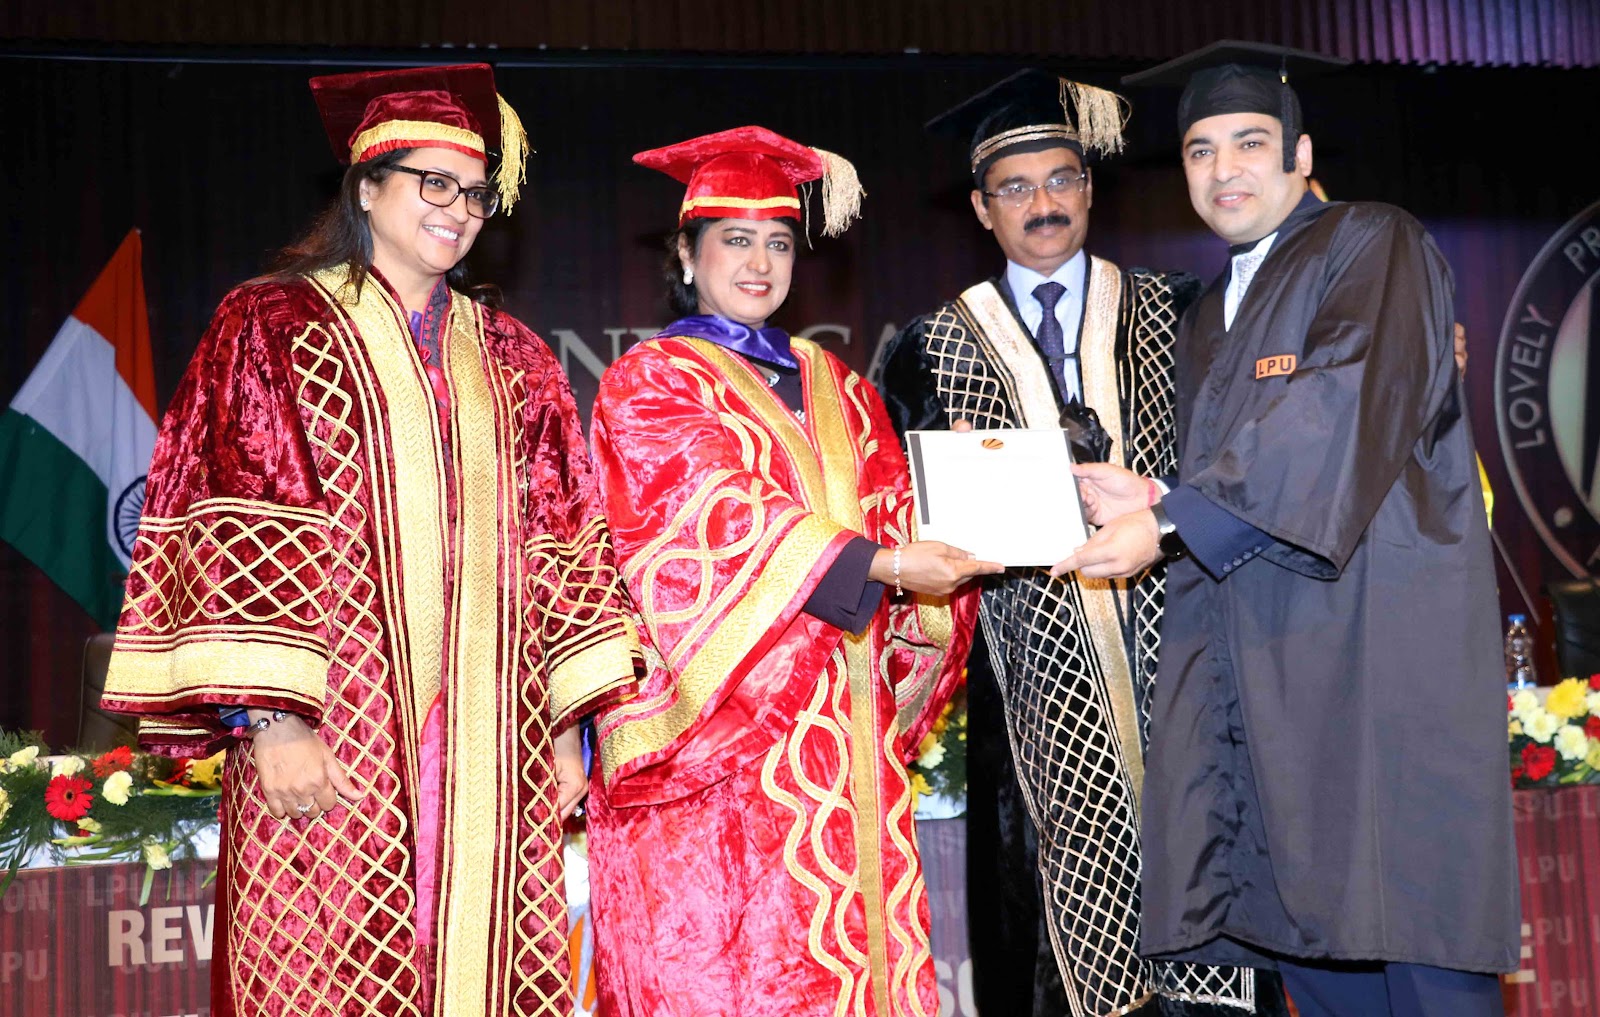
[905,428,1090,567]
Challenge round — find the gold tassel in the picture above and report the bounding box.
[494,93,532,215]
[1061,80,1131,157]
[812,148,865,238]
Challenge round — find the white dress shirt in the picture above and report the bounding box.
[1223,232,1278,330]
[1006,250,1087,401]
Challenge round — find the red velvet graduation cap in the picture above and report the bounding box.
[633,126,864,237]
[308,63,530,211]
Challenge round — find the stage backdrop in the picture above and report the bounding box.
[2,52,1597,740]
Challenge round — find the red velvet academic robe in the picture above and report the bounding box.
[100,268,641,1017]
[586,334,976,1017]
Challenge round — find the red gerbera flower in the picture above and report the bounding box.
[1522,744,1558,783]
[92,745,133,778]
[44,774,94,822]
[1590,674,1600,691]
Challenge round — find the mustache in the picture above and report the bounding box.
[1023,213,1074,232]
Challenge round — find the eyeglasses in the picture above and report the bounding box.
[387,165,501,219]
[982,170,1089,208]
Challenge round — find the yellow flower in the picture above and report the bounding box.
[1587,740,1600,772]
[78,817,102,833]
[1547,678,1590,719]
[1555,725,1589,762]
[910,771,934,799]
[143,841,172,871]
[51,755,86,778]
[102,770,134,805]
[186,752,224,789]
[1508,719,1524,738]
[915,730,939,760]
[0,786,10,826]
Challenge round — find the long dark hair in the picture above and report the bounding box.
[663,216,803,319]
[270,148,498,306]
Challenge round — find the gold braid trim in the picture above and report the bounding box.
[105,639,328,711]
[548,620,642,727]
[350,120,485,163]
[971,125,1078,172]
[680,195,802,216]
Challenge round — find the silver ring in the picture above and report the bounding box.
[296,803,312,815]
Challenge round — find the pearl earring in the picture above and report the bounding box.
[360,200,371,210]
[683,266,694,286]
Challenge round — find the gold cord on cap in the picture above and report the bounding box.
[1061,80,1131,157]
[494,93,531,214]
[812,148,865,237]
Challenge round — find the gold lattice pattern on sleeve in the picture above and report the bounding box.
[118,499,334,639]
[527,516,632,660]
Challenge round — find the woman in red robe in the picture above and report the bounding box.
[586,127,1000,1017]
[100,65,640,1017]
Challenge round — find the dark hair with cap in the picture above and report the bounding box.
[1121,41,1349,173]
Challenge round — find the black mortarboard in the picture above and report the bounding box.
[926,69,1130,187]
[1121,41,1349,171]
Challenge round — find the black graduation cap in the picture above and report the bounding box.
[926,69,1130,186]
[1121,41,1349,171]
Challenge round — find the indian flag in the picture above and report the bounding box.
[0,230,157,628]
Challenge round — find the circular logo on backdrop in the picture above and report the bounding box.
[113,476,147,558]
[1495,199,1600,577]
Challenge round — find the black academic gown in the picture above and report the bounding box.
[1141,198,1520,975]
[883,271,1290,1017]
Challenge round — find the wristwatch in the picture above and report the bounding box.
[1149,502,1187,560]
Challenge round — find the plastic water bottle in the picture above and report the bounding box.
[1505,614,1537,691]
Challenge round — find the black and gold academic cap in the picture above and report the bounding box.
[1121,41,1349,171]
[926,69,1130,187]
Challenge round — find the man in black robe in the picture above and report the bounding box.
[1056,42,1519,1017]
[878,70,1287,1017]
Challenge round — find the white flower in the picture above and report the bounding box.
[51,756,86,778]
[101,770,134,806]
[1525,711,1561,744]
[1587,690,1600,716]
[1510,689,1542,722]
[143,841,171,871]
[1555,725,1590,762]
[4,746,40,771]
[918,742,948,769]
[0,786,10,826]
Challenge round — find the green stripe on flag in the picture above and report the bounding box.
[0,408,126,628]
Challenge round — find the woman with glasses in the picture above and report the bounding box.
[583,126,1001,1017]
[100,64,640,1017]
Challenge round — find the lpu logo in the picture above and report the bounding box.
[1254,355,1297,379]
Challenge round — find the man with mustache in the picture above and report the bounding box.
[1053,43,1517,1016]
[879,70,1286,1017]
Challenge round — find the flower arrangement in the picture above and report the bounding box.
[1508,675,1600,788]
[908,691,968,808]
[0,730,223,902]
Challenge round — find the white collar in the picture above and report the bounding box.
[1006,249,1087,307]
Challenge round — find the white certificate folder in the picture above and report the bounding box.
[905,428,1090,567]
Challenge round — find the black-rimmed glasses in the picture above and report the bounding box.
[388,165,501,219]
[982,170,1089,208]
